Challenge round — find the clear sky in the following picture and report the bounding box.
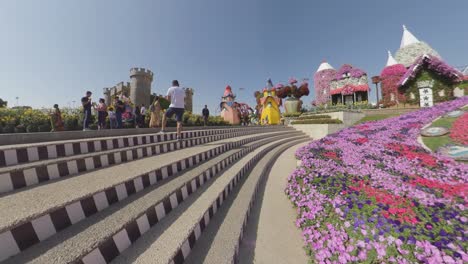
[1,0,467,114]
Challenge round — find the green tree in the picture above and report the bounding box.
[0,98,7,108]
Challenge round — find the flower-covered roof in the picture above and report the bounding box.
[380,63,407,77]
[398,54,463,86]
[334,64,366,80]
[329,64,369,95]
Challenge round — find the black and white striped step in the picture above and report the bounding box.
[184,138,308,264]
[0,131,295,262]
[111,135,307,264]
[0,127,289,168]
[1,134,299,264]
[0,127,287,194]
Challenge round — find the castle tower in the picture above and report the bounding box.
[184,88,194,113]
[129,68,154,107]
[395,25,441,67]
[313,60,336,105]
[386,50,398,67]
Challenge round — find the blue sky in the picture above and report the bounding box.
[1,0,467,114]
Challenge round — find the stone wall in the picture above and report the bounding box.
[291,124,346,139]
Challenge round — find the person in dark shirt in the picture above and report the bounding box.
[114,97,125,129]
[202,105,210,126]
[81,91,92,131]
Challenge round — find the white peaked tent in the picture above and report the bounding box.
[400,25,420,48]
[386,51,398,66]
[316,61,335,72]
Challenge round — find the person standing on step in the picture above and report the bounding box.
[140,104,147,128]
[95,98,107,130]
[81,91,92,131]
[108,106,116,129]
[149,96,162,128]
[159,80,185,140]
[134,105,142,128]
[202,105,210,126]
[114,96,125,129]
[50,104,64,132]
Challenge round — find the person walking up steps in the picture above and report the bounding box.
[202,105,210,126]
[81,91,92,131]
[159,80,185,140]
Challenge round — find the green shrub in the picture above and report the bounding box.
[283,112,302,117]
[295,115,332,120]
[291,119,343,125]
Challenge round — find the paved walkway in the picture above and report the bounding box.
[239,142,309,264]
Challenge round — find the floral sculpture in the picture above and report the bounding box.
[254,80,282,125]
[286,96,468,263]
[274,77,309,114]
[329,64,370,105]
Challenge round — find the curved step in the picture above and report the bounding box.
[111,136,308,264]
[0,131,295,261]
[185,141,308,264]
[0,127,283,168]
[0,134,300,264]
[0,127,288,193]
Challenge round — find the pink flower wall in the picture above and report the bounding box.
[314,69,336,105]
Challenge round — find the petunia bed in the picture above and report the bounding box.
[286,97,468,264]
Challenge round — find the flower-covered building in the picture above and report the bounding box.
[220,85,241,125]
[380,25,465,107]
[329,64,370,105]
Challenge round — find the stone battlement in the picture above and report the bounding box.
[130,67,154,78]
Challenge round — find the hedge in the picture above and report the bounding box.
[290,119,343,125]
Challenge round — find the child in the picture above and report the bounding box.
[108,106,116,129]
[96,98,107,130]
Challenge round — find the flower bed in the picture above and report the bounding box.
[450,112,468,145]
[286,97,468,263]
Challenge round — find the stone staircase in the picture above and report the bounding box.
[0,126,309,264]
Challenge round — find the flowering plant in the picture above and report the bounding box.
[276,77,309,99]
[335,64,366,80]
[450,112,468,145]
[287,97,468,263]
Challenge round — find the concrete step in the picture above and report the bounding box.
[0,133,301,263]
[0,131,296,261]
[0,127,288,193]
[185,140,308,264]
[0,126,285,167]
[0,126,238,146]
[111,135,308,264]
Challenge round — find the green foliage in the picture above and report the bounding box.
[282,112,302,117]
[0,98,7,108]
[421,116,457,151]
[355,114,400,124]
[291,119,343,125]
[296,115,332,120]
[404,69,455,104]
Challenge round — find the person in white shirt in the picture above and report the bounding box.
[140,104,146,128]
[159,80,185,140]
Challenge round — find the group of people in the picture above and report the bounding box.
[80,91,150,130]
[50,80,209,140]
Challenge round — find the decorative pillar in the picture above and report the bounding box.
[341,94,344,105]
[371,76,380,107]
